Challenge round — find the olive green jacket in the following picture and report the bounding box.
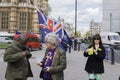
[44,46,67,80]
[3,40,33,80]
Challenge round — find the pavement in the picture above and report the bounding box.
[0,46,120,80]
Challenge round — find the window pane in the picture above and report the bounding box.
[1,11,9,29]
[19,12,27,30]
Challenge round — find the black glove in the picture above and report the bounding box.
[26,53,32,59]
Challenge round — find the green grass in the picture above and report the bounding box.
[0,43,10,49]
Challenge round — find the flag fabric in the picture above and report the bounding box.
[48,18,53,31]
[37,10,62,43]
[57,29,72,52]
[63,29,72,46]
[63,29,70,42]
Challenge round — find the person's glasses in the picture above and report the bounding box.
[94,38,100,40]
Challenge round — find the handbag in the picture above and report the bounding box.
[39,68,44,78]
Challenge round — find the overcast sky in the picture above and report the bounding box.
[48,0,102,34]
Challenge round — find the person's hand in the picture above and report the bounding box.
[85,48,91,53]
[94,49,97,53]
[94,49,98,55]
[87,48,94,55]
[22,51,27,56]
[37,62,43,67]
[22,50,32,58]
[85,49,89,53]
[45,67,50,72]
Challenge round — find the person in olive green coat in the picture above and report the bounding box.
[38,33,67,80]
[4,34,33,80]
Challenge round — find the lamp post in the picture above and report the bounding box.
[75,0,77,36]
[110,13,112,32]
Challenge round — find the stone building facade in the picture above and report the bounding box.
[103,0,120,32]
[0,0,48,34]
[90,20,102,36]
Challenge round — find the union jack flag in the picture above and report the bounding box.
[37,10,62,43]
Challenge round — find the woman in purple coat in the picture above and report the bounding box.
[38,33,67,80]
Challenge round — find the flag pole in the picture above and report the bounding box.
[52,18,54,32]
[61,18,64,38]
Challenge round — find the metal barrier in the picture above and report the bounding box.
[110,46,114,65]
[104,44,120,65]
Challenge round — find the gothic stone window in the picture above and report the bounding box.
[19,12,27,30]
[27,12,32,32]
[1,11,9,30]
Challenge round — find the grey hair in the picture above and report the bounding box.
[45,33,58,46]
[15,34,27,41]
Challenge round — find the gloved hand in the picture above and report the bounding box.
[87,47,94,55]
